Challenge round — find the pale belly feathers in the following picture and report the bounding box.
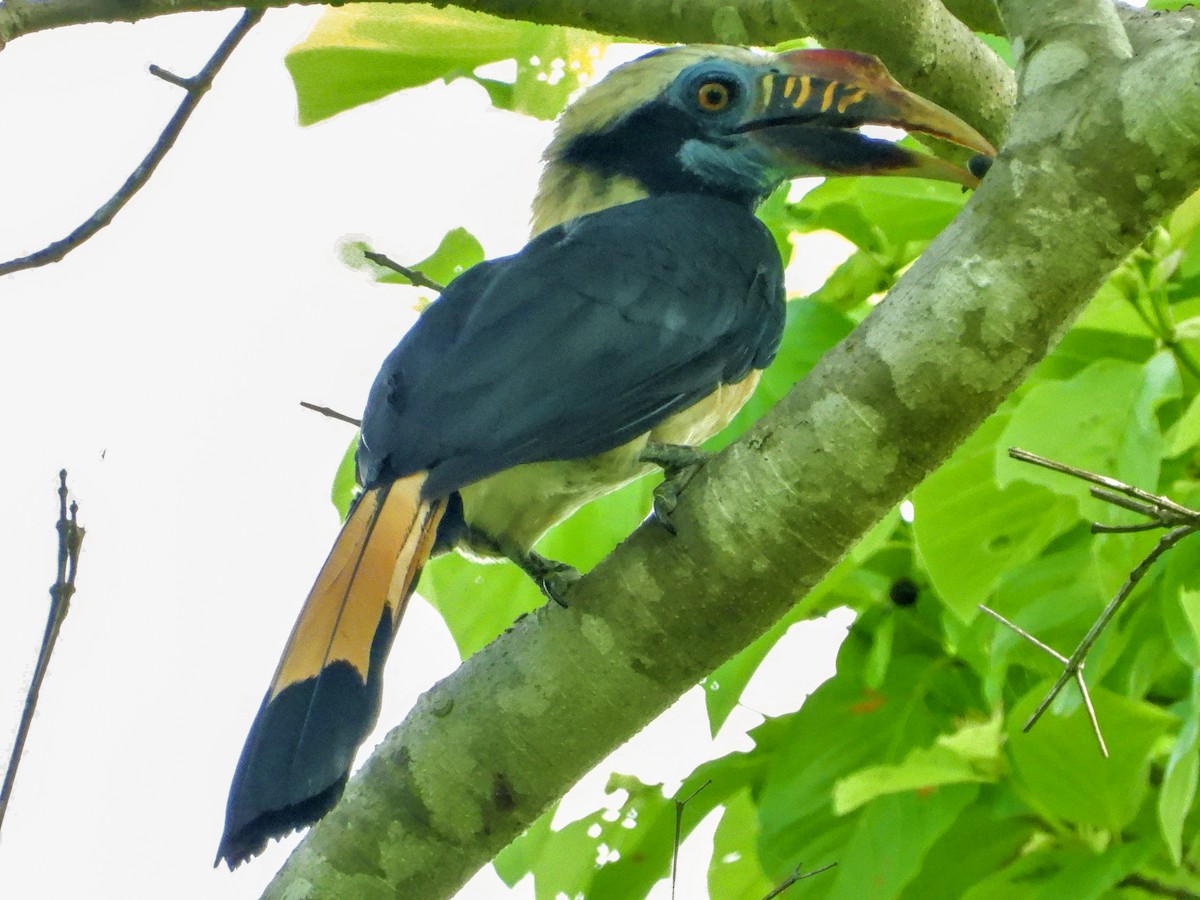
[458,372,761,559]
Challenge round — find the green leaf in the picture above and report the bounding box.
[507,27,605,121]
[962,841,1155,900]
[833,745,990,815]
[1159,674,1200,864]
[901,787,1034,899]
[286,4,604,125]
[833,712,1002,814]
[493,806,555,887]
[805,250,893,313]
[976,34,1013,64]
[708,790,774,900]
[702,509,898,734]
[936,709,1004,764]
[1028,327,1156,384]
[1075,274,1159,336]
[340,227,484,290]
[421,478,655,657]
[997,358,1171,510]
[331,434,359,521]
[1169,392,1200,455]
[790,174,969,257]
[1006,682,1174,831]
[413,227,486,286]
[912,413,1077,621]
[1168,187,1200,249]
[863,611,896,690]
[757,644,981,887]
[503,762,761,900]
[822,784,978,899]
[978,534,1111,700]
[418,553,537,660]
[1161,537,1200,668]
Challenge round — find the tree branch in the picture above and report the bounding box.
[999,0,1131,63]
[0,8,262,276]
[0,471,84,835]
[0,0,1007,45]
[262,9,1200,896]
[0,0,1012,142]
[1,0,800,48]
[787,0,1014,147]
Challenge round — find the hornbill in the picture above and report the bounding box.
[217,44,994,867]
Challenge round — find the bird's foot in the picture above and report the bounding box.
[640,441,709,535]
[517,550,581,607]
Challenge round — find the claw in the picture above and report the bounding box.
[640,440,709,471]
[540,564,581,607]
[652,464,703,534]
[641,441,708,534]
[519,549,580,607]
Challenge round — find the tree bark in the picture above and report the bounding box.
[0,0,1004,45]
[0,0,1011,130]
[248,1,1200,897]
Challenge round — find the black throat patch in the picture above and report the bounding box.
[558,102,757,208]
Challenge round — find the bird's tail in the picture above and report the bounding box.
[216,473,444,868]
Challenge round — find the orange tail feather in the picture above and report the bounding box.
[217,474,444,867]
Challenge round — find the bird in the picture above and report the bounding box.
[216,43,995,868]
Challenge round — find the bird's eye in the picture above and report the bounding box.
[696,80,734,112]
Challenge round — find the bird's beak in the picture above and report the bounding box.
[742,49,997,188]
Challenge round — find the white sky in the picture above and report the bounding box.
[0,9,852,898]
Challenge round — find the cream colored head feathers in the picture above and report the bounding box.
[531,45,762,236]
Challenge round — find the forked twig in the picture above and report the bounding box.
[977,605,1109,757]
[0,8,264,276]
[980,449,1200,756]
[0,471,85,834]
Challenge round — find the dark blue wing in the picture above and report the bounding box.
[358,193,785,497]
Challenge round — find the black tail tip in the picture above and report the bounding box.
[215,774,350,871]
[214,830,270,870]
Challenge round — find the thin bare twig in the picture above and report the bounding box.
[760,862,838,900]
[299,401,361,427]
[983,449,1200,755]
[670,780,710,900]
[978,603,1106,755]
[362,250,446,292]
[1075,669,1107,758]
[978,605,1068,663]
[0,471,85,834]
[1007,448,1196,521]
[1021,525,1192,735]
[0,8,264,276]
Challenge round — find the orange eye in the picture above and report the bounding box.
[696,81,732,112]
